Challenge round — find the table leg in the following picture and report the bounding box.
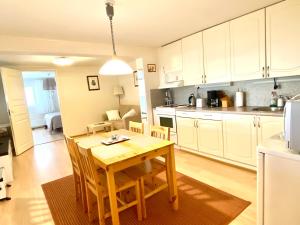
[106,168,120,225]
[166,144,178,210]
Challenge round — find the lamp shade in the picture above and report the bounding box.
[99,58,133,76]
[113,86,124,96]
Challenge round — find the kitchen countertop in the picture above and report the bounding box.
[175,106,284,117]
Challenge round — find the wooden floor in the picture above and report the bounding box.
[32,128,64,146]
[0,140,256,225]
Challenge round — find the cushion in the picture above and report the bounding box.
[106,110,121,121]
[122,109,137,120]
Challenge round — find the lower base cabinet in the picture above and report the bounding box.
[223,114,284,166]
[177,117,198,151]
[197,119,223,157]
[177,116,224,157]
[223,115,257,166]
[177,113,284,168]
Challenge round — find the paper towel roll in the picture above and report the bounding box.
[235,91,244,107]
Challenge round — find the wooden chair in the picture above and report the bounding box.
[129,121,144,134]
[64,135,88,212]
[76,144,142,225]
[124,125,170,218]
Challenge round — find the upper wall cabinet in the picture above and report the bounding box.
[182,32,204,86]
[230,10,266,81]
[266,0,300,77]
[203,22,231,84]
[158,40,183,84]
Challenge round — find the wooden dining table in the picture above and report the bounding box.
[74,129,178,225]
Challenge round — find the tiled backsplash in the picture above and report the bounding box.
[151,76,300,107]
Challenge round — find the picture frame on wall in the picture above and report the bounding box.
[133,70,139,87]
[147,64,156,72]
[87,75,100,91]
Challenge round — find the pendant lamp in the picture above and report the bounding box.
[99,1,133,76]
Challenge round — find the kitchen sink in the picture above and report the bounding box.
[251,107,283,112]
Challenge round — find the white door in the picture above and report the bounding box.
[197,119,223,157]
[230,9,266,81]
[266,0,300,77]
[1,67,33,155]
[223,114,257,166]
[203,22,231,84]
[257,116,284,145]
[182,32,204,85]
[176,117,198,151]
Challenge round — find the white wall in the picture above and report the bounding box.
[0,77,9,124]
[55,66,119,136]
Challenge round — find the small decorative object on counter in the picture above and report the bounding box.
[277,95,285,108]
[221,96,232,108]
[235,89,245,107]
[270,91,278,107]
[188,93,196,107]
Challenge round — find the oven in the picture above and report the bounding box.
[157,114,176,133]
[153,107,177,144]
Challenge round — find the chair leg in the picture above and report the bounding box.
[139,178,147,219]
[96,191,106,225]
[74,172,80,201]
[86,185,94,223]
[135,182,142,221]
[80,174,88,213]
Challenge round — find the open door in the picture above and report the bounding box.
[0,67,33,155]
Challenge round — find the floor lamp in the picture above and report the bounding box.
[113,86,124,105]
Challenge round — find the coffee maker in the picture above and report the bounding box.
[207,90,220,107]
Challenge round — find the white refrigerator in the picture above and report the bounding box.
[258,135,300,225]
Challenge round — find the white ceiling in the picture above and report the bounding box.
[0,0,281,47]
[0,54,133,67]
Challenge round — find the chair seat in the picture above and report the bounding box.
[123,159,166,180]
[92,170,137,194]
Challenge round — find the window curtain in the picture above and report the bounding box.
[24,79,60,115]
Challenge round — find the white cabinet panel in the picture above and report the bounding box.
[230,10,265,81]
[257,116,283,145]
[223,114,257,166]
[182,33,204,85]
[197,119,223,157]
[177,117,198,150]
[203,22,231,84]
[266,0,300,77]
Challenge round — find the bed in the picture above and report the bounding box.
[44,112,62,132]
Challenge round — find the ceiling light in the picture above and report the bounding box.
[53,57,74,66]
[99,1,133,76]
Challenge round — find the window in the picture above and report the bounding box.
[25,87,35,107]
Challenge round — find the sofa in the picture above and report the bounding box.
[106,105,141,130]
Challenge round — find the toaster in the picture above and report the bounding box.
[284,96,300,153]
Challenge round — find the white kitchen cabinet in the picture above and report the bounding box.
[203,22,231,84]
[158,40,183,85]
[223,114,257,166]
[230,10,266,81]
[197,119,223,157]
[176,117,198,151]
[257,116,284,145]
[182,32,204,85]
[266,0,300,77]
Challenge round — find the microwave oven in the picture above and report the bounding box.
[284,97,300,153]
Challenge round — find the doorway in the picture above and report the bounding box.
[22,71,64,145]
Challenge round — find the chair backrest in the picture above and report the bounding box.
[129,121,144,134]
[65,135,80,171]
[76,144,106,188]
[150,125,170,141]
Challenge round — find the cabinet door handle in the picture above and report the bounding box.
[267,66,270,77]
[262,67,265,78]
[196,120,198,128]
[253,117,256,127]
[258,117,261,128]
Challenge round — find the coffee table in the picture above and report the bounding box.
[86,122,113,135]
